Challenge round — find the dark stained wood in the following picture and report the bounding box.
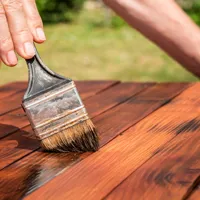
[0,108,28,139]
[0,83,187,200]
[0,81,27,100]
[134,83,191,100]
[94,83,191,146]
[0,126,39,170]
[0,90,25,115]
[84,82,155,118]
[21,83,190,200]
[0,150,81,200]
[0,81,197,200]
[75,80,119,99]
[23,110,182,200]
[0,82,152,140]
[105,114,200,200]
[0,83,153,171]
[0,81,119,116]
[105,83,200,200]
[0,81,119,139]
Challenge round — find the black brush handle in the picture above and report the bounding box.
[23,45,71,101]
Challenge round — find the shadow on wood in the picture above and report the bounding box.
[0,124,38,150]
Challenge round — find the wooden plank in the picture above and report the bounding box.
[134,83,189,100]
[189,186,200,200]
[0,126,39,170]
[0,150,82,200]
[75,80,119,99]
[0,81,119,139]
[85,82,154,118]
[105,116,200,200]
[0,84,161,199]
[0,83,152,170]
[184,176,200,200]
[0,81,27,100]
[0,82,150,140]
[0,81,119,116]
[105,84,200,200]
[0,108,28,139]
[0,80,119,139]
[24,112,177,200]
[0,83,187,200]
[96,83,190,146]
[0,91,25,115]
[19,83,191,200]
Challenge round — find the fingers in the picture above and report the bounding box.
[0,0,45,66]
[0,1,17,66]
[22,0,46,43]
[1,0,35,59]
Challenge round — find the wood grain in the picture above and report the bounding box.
[23,109,180,200]
[0,82,152,140]
[23,83,191,200]
[0,81,27,100]
[189,186,200,200]
[0,150,81,200]
[94,83,191,146]
[75,80,119,99]
[105,83,200,200]
[0,83,153,172]
[0,126,39,170]
[106,114,200,200]
[0,81,119,139]
[184,175,200,200]
[84,82,154,118]
[0,108,28,139]
[0,83,186,200]
[0,90,26,115]
[0,81,119,116]
[134,83,190,100]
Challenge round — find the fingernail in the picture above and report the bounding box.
[36,28,46,41]
[24,42,35,57]
[7,50,17,65]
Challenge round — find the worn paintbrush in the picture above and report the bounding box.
[21,46,99,152]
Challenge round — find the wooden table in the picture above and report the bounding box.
[0,81,199,200]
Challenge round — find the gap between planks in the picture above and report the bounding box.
[0,81,191,200]
[188,186,200,200]
[0,81,157,200]
[0,80,120,140]
[183,175,200,200]
[0,80,120,117]
[26,83,199,200]
[104,84,200,200]
[24,83,197,200]
[0,82,153,171]
[19,83,191,200]
[105,107,200,199]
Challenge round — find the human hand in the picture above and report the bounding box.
[0,0,45,67]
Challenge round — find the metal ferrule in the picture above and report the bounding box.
[22,81,89,140]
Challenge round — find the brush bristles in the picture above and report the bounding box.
[40,119,99,153]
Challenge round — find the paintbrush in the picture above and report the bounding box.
[21,45,99,152]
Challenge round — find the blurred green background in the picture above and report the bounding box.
[1,0,200,84]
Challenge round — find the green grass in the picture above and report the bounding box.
[0,8,198,85]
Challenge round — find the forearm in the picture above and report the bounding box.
[103,0,200,77]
